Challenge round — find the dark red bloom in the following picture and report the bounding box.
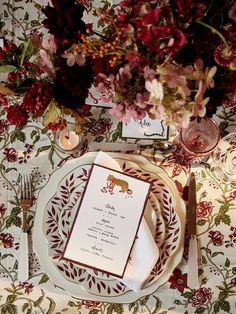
[6,104,29,128]
[41,0,87,45]
[90,118,112,136]
[3,147,17,162]
[168,268,188,293]
[0,232,14,248]
[197,201,213,219]
[214,43,236,67]
[208,230,224,246]
[23,81,53,115]
[188,287,212,308]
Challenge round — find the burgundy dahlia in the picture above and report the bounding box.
[41,0,86,46]
[6,104,29,128]
[23,81,53,115]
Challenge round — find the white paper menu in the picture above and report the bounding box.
[62,164,151,278]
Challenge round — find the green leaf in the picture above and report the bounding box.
[1,304,17,314]
[30,130,37,139]
[31,20,41,27]
[197,219,207,226]
[212,252,224,257]
[196,182,203,191]
[0,164,6,171]
[153,296,162,312]
[219,291,228,300]
[34,295,44,307]
[225,258,230,267]
[10,129,26,143]
[94,136,104,143]
[88,310,99,314]
[6,294,16,303]
[35,145,51,157]
[6,215,21,228]
[139,295,149,305]
[0,65,17,73]
[107,304,124,314]
[48,147,55,168]
[182,291,193,298]
[5,167,17,173]
[46,297,56,314]
[22,302,29,312]
[38,274,49,284]
[128,303,135,311]
[232,267,236,274]
[221,300,230,312]
[201,170,206,178]
[195,307,206,314]
[11,206,21,215]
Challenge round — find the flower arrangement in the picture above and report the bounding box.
[0,0,236,131]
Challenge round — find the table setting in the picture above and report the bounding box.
[0,0,236,313]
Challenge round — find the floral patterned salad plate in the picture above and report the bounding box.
[33,152,186,303]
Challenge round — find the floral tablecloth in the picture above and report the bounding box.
[0,104,236,314]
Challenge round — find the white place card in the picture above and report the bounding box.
[62,164,151,278]
[122,115,169,140]
[86,85,113,108]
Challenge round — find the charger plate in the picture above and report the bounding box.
[33,152,185,303]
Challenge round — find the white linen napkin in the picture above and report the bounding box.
[94,151,159,291]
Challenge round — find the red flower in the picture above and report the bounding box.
[197,201,213,219]
[168,268,188,293]
[188,287,212,308]
[6,104,29,128]
[0,233,14,248]
[19,282,34,294]
[0,203,7,218]
[208,230,224,246]
[0,119,9,134]
[90,118,112,136]
[3,147,17,162]
[81,300,102,309]
[23,81,53,115]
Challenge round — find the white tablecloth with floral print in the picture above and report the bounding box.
[0,105,236,314]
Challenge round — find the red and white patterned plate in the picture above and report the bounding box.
[33,152,185,303]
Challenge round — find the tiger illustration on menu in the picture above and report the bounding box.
[101,174,133,195]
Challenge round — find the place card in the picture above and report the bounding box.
[86,85,113,108]
[122,115,169,140]
[62,164,151,278]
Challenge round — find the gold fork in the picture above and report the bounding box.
[18,174,33,282]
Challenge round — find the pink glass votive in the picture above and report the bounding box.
[180,117,221,156]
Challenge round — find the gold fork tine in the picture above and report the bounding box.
[20,174,32,232]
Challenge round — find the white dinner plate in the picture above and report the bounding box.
[33,152,185,303]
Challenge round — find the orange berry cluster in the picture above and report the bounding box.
[74,29,125,67]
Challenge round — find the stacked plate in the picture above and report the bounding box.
[33,152,186,303]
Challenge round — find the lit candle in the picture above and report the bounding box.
[58,129,81,151]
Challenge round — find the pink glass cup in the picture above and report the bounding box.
[180,117,221,156]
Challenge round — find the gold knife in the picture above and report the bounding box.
[187,172,199,289]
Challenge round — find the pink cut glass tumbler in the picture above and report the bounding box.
[180,117,221,156]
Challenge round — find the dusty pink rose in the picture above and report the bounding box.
[189,287,213,308]
[197,201,213,218]
[208,230,224,246]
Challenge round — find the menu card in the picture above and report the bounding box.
[62,164,151,278]
[122,115,168,140]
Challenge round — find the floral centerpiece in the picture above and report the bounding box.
[0,0,236,131]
